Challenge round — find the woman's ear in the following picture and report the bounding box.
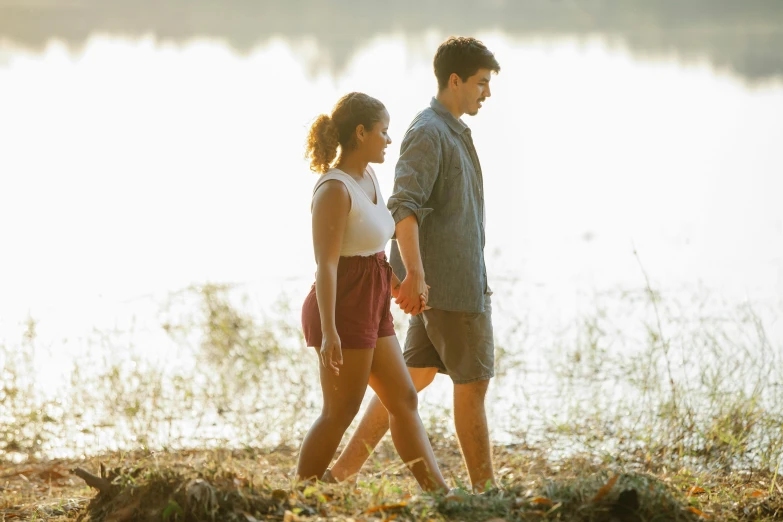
[355,124,366,144]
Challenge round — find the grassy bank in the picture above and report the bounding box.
[2,438,781,521]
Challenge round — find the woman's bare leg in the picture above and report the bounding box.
[329,366,438,483]
[296,347,373,482]
[365,335,447,492]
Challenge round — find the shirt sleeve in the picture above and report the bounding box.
[387,125,440,227]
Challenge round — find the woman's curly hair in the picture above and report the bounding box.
[306,92,386,174]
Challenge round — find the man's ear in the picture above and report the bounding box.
[449,72,462,89]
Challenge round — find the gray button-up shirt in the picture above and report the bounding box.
[388,97,489,313]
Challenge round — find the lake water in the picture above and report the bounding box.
[1,0,782,456]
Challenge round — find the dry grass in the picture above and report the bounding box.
[2,438,781,521]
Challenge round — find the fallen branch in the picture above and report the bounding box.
[71,467,114,495]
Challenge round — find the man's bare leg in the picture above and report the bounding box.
[328,366,439,483]
[453,378,496,492]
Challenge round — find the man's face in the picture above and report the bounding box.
[457,68,493,116]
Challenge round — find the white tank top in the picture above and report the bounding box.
[312,166,396,257]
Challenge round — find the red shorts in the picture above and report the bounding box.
[302,252,396,349]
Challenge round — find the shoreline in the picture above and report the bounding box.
[2,439,780,521]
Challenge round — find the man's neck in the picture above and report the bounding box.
[435,92,464,120]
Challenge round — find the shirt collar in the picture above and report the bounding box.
[430,97,469,135]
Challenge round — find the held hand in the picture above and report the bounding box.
[395,274,429,315]
[319,331,343,376]
[392,281,428,312]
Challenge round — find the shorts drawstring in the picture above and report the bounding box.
[373,253,394,323]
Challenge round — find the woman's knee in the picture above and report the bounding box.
[385,384,419,417]
[321,400,363,428]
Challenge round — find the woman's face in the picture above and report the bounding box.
[363,109,392,164]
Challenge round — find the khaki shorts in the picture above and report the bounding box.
[403,294,494,384]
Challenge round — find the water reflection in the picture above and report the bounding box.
[1,31,782,331]
[1,0,783,84]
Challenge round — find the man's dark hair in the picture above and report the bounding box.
[433,37,501,91]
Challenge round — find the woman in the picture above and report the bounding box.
[297,92,448,492]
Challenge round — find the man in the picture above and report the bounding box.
[325,36,501,493]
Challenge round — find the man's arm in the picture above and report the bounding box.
[388,124,441,314]
[393,215,428,314]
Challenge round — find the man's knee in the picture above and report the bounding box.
[455,377,491,401]
[408,367,438,391]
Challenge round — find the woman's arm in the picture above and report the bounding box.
[311,179,350,375]
[391,271,401,298]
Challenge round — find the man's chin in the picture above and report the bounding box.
[467,109,479,116]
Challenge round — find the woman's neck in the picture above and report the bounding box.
[335,153,368,179]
